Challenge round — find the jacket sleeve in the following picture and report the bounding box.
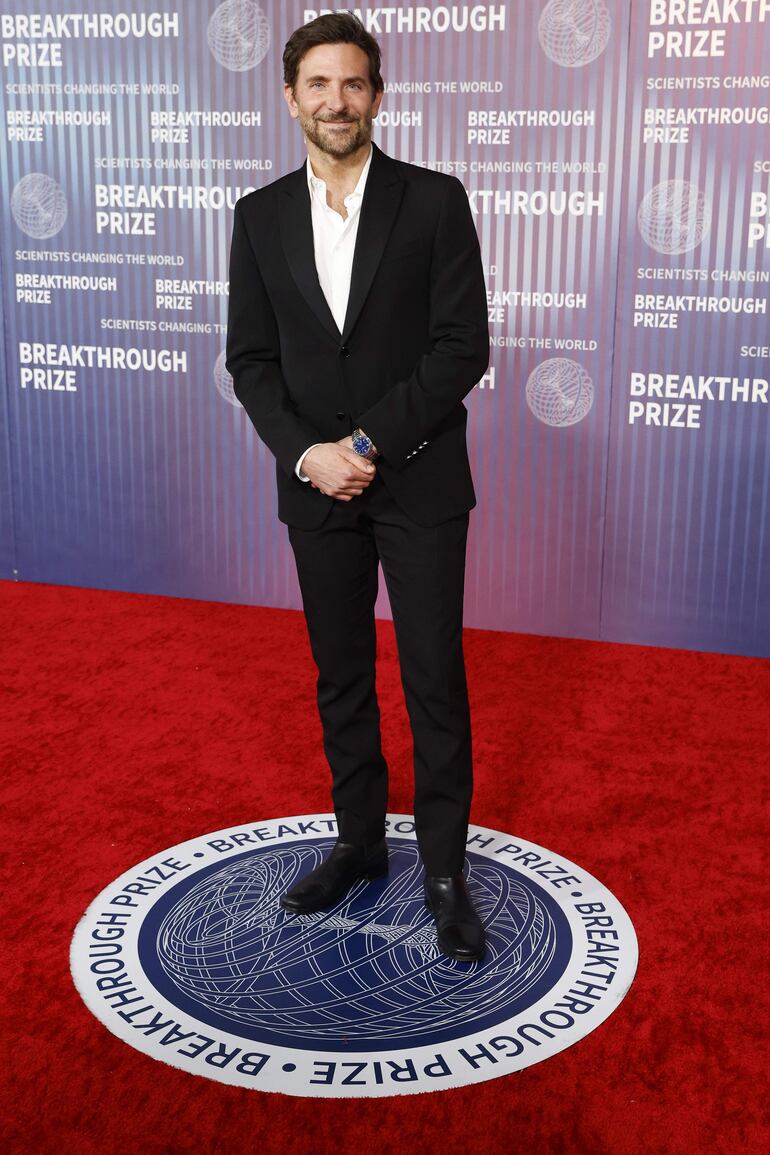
[225,198,322,479]
[355,176,489,470]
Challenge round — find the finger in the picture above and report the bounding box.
[339,450,376,475]
[343,468,373,485]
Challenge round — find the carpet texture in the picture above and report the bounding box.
[1,579,767,1154]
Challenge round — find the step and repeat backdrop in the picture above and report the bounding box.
[0,1,768,656]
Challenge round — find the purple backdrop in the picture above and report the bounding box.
[0,1,768,656]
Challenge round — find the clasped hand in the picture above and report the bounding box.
[302,436,376,501]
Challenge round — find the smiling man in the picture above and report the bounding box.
[226,13,489,961]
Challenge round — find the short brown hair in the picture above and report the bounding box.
[283,13,384,93]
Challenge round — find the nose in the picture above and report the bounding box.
[325,85,347,113]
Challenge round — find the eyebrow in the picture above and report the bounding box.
[303,73,368,84]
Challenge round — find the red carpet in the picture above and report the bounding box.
[1,579,767,1153]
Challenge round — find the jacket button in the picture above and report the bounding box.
[339,345,351,358]
[336,411,346,420]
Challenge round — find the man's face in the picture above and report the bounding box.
[284,42,382,160]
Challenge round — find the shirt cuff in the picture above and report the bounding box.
[295,443,322,481]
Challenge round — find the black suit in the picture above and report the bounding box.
[226,144,489,873]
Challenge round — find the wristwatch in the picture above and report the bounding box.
[351,428,378,461]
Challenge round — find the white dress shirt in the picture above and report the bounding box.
[295,148,373,481]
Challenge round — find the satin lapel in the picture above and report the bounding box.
[278,164,340,342]
[341,148,405,345]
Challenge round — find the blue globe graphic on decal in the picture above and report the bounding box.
[141,841,571,1051]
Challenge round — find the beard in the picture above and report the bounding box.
[299,110,373,158]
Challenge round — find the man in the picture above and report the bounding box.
[226,14,489,961]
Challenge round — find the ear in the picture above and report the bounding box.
[371,87,383,119]
[283,84,299,119]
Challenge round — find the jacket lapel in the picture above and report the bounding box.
[277,146,405,346]
[341,145,404,344]
[278,164,340,342]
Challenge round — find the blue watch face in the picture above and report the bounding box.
[353,433,372,455]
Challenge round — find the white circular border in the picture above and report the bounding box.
[71,815,638,1098]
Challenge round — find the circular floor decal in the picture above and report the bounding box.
[71,815,638,1097]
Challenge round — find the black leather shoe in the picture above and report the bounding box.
[425,873,486,962]
[279,838,388,913]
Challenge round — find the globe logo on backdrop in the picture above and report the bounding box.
[11,173,68,239]
[638,180,712,255]
[70,816,638,1097]
[207,0,270,71]
[214,350,240,406]
[538,0,611,68]
[526,358,595,427]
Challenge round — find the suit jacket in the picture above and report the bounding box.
[225,144,489,529]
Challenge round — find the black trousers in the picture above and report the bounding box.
[288,475,473,876]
